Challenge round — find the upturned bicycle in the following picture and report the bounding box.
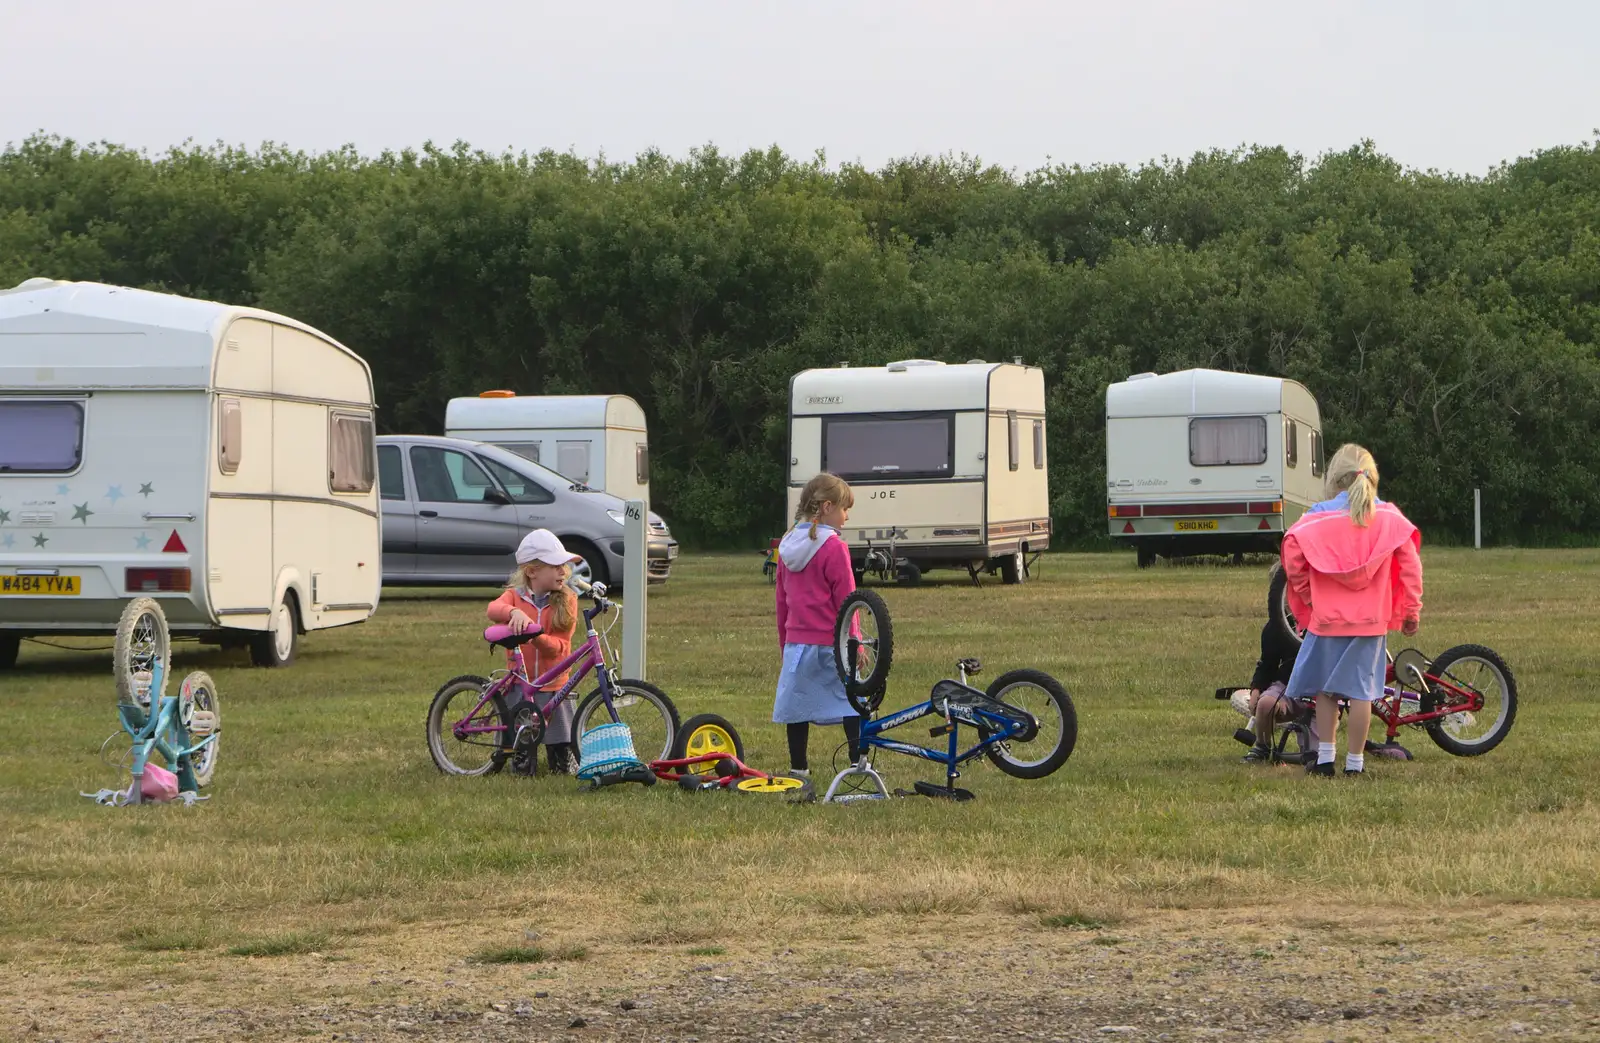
[425,580,679,776]
[822,589,1078,802]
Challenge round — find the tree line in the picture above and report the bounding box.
[3,134,1597,547]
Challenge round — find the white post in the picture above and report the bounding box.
[1474,488,1482,550]
[622,499,648,679]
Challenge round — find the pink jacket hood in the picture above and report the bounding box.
[1282,502,1423,636]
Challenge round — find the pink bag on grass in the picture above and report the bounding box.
[140,763,179,802]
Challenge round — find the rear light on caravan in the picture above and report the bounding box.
[1142,502,1248,517]
[1248,501,1284,514]
[125,568,192,593]
[1108,505,1142,518]
[479,389,516,398]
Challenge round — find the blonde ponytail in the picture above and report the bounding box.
[1324,443,1380,527]
[794,472,855,538]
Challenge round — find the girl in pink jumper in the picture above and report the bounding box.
[774,473,860,779]
[1282,444,1423,777]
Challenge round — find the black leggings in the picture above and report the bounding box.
[787,718,861,771]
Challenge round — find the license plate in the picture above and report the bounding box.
[1174,519,1220,532]
[1,574,81,595]
[668,545,679,560]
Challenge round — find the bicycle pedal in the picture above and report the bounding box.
[929,723,954,737]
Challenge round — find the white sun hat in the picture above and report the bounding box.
[515,529,583,567]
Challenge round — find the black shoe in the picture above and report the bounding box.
[1306,760,1335,777]
[1242,745,1271,763]
[1343,767,1365,777]
[545,743,577,776]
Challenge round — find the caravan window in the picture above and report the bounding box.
[218,398,242,475]
[822,413,954,481]
[1007,411,1019,472]
[500,442,542,464]
[1310,430,1324,477]
[556,441,591,484]
[329,412,376,493]
[0,400,84,473]
[1188,416,1268,467]
[1033,420,1045,469]
[636,443,649,485]
[1285,419,1299,468]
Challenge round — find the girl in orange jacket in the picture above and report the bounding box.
[487,530,583,774]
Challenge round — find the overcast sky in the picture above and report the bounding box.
[3,0,1595,176]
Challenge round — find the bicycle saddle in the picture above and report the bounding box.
[483,624,542,649]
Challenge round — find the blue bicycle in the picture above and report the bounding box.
[822,590,1077,803]
[84,598,220,806]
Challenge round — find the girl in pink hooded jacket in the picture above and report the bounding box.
[774,473,861,779]
[1282,443,1423,777]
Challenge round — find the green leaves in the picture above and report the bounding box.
[3,134,1598,545]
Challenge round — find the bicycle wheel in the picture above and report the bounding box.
[177,670,221,788]
[572,679,681,766]
[1267,565,1301,648]
[1423,645,1517,756]
[736,775,809,796]
[114,597,170,707]
[670,713,745,775]
[834,589,894,716]
[981,668,1078,779]
[425,675,507,776]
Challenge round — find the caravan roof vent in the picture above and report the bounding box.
[1013,356,1023,365]
[479,389,517,398]
[885,359,945,373]
[966,358,987,365]
[1,276,63,296]
[1127,372,1158,381]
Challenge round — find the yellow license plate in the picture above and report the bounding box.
[1,574,81,595]
[1174,519,1220,532]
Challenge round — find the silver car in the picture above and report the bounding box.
[376,435,677,589]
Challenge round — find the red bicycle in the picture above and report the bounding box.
[1222,643,1517,761]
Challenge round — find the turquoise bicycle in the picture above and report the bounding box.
[83,598,221,806]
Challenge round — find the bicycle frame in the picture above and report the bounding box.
[450,599,622,747]
[115,654,212,800]
[1370,661,1483,741]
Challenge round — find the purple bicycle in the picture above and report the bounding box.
[425,581,680,776]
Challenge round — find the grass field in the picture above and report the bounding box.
[2,549,1598,1041]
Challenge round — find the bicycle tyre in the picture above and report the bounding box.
[425,674,507,776]
[1267,564,1301,647]
[177,669,221,788]
[1423,644,1517,756]
[572,679,681,766]
[670,713,746,773]
[114,597,170,707]
[834,589,894,716]
[981,668,1078,780]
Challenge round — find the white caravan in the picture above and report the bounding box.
[787,360,1050,584]
[1105,368,1323,566]
[0,278,380,669]
[445,392,650,504]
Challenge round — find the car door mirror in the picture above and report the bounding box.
[482,488,511,506]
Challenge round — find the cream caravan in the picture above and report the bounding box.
[444,393,650,504]
[0,278,380,669]
[1105,368,1323,567]
[787,360,1050,584]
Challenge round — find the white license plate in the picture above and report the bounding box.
[667,545,679,560]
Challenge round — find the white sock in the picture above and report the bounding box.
[1317,742,1336,765]
[789,767,810,777]
[1345,752,1364,772]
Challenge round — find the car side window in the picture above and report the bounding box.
[377,445,406,500]
[479,456,556,505]
[409,446,502,503]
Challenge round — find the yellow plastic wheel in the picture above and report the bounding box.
[735,776,806,794]
[671,714,746,775]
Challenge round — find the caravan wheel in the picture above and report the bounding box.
[250,594,299,668]
[0,634,18,670]
[1000,550,1026,585]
